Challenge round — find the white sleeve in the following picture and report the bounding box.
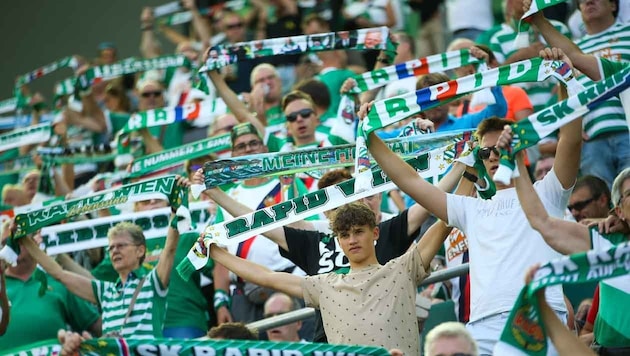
[446,193,473,230]
[534,168,573,217]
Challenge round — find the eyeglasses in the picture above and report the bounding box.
[233,139,263,152]
[286,108,314,122]
[226,22,244,30]
[567,197,596,211]
[106,242,139,252]
[141,91,163,98]
[476,146,500,160]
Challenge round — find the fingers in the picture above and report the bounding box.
[524,263,541,285]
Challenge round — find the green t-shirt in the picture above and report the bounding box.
[0,269,100,350]
[91,232,213,331]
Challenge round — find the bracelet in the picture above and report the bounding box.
[462,171,478,183]
[214,289,232,310]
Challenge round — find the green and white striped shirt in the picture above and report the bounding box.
[92,267,167,339]
[577,22,630,139]
[489,21,571,112]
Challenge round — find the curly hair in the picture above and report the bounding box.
[317,168,352,189]
[331,202,376,235]
[207,322,258,340]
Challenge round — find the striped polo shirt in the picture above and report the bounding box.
[91,267,167,339]
[576,22,630,139]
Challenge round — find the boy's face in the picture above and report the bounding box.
[336,224,379,265]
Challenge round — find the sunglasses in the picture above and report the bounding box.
[476,146,500,160]
[286,108,314,122]
[226,22,244,29]
[567,196,596,211]
[141,91,163,98]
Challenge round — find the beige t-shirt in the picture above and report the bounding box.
[302,246,428,355]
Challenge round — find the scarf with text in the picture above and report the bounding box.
[514,0,567,49]
[15,56,79,88]
[200,130,470,188]
[199,27,396,72]
[0,122,52,151]
[180,140,468,280]
[494,66,630,185]
[4,338,390,356]
[0,97,18,115]
[495,241,630,355]
[40,201,211,255]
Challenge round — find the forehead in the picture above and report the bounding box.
[285,98,313,112]
[218,114,238,126]
[254,68,276,80]
[140,83,161,93]
[480,130,501,146]
[571,186,593,198]
[233,133,260,146]
[109,231,133,241]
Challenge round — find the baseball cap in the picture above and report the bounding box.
[230,122,262,144]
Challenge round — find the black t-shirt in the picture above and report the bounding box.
[280,209,420,342]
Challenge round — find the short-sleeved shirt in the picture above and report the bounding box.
[0,269,100,350]
[302,246,429,355]
[589,228,630,347]
[92,267,167,339]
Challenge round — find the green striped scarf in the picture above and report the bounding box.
[514,0,566,49]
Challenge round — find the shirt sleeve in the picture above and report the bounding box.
[302,275,323,308]
[461,86,507,127]
[446,193,474,231]
[279,227,323,274]
[398,243,429,285]
[534,168,572,214]
[375,209,418,264]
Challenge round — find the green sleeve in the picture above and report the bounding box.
[91,256,119,282]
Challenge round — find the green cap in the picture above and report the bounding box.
[230,122,261,144]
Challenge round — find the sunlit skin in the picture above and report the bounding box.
[616,178,630,221]
[534,157,555,181]
[138,82,165,111]
[252,67,282,104]
[108,232,146,276]
[210,114,239,136]
[568,186,609,222]
[336,225,380,269]
[427,335,476,356]
[135,199,168,212]
[22,172,40,199]
[283,99,318,145]
[231,133,267,158]
[579,0,617,27]
[479,130,512,190]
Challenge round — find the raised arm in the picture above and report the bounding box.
[498,128,590,254]
[155,176,190,287]
[210,244,303,298]
[182,0,211,52]
[140,7,161,58]
[362,105,448,221]
[524,0,600,80]
[19,237,96,303]
[206,69,266,136]
[0,263,8,336]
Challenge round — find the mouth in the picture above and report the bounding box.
[489,165,498,175]
[349,246,361,254]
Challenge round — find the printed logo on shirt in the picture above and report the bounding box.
[445,228,468,262]
[317,235,350,273]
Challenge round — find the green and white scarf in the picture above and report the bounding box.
[15,56,79,88]
[128,133,232,178]
[200,130,470,188]
[199,27,396,72]
[495,241,630,355]
[40,201,211,255]
[4,338,390,356]
[0,97,18,115]
[0,123,52,151]
[494,65,630,185]
[180,140,468,280]
[514,0,567,49]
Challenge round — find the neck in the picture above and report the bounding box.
[294,136,317,147]
[586,17,615,35]
[118,265,139,284]
[6,263,37,281]
[350,255,380,270]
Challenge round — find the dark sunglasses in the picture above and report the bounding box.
[141,91,163,98]
[286,108,314,122]
[567,196,596,211]
[226,22,244,29]
[476,146,500,160]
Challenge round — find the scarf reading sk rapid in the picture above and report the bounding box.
[0,175,190,266]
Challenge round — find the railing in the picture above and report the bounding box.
[245,263,470,332]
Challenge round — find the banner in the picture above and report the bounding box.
[0,97,17,115]
[362,58,574,136]
[0,122,51,151]
[41,201,211,255]
[202,130,471,187]
[119,99,219,135]
[200,27,395,72]
[180,139,469,279]
[15,56,79,87]
[13,175,180,238]
[4,338,390,356]
[129,133,232,178]
[496,241,630,355]
[349,49,484,94]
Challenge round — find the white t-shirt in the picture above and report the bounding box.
[445,0,493,33]
[446,169,570,322]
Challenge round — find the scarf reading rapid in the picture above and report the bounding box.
[180,139,470,280]
[199,27,396,72]
[0,175,190,266]
[4,338,390,356]
[495,241,630,355]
